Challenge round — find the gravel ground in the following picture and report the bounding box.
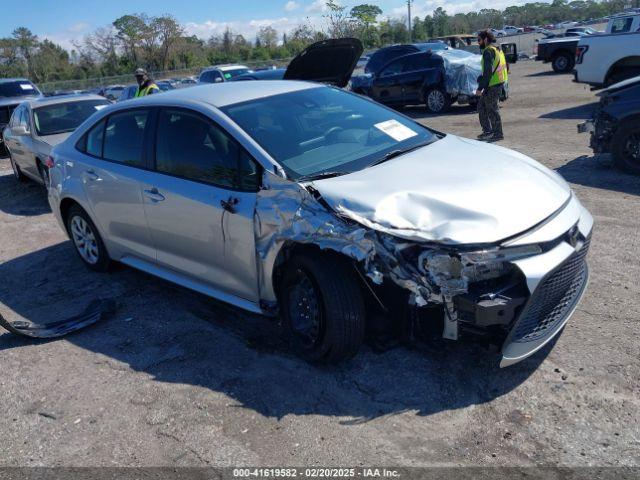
[0,60,638,467]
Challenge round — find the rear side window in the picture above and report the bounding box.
[611,17,633,33]
[85,120,106,157]
[155,108,260,190]
[103,110,148,167]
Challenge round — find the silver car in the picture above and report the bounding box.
[48,40,593,367]
[3,94,110,186]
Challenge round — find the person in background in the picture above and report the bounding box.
[134,68,160,97]
[475,30,508,142]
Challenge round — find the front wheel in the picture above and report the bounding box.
[280,253,366,364]
[611,123,640,175]
[551,52,574,73]
[424,88,451,114]
[66,205,111,272]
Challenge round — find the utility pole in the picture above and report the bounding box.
[407,0,413,42]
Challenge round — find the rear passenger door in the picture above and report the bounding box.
[140,107,262,302]
[76,108,157,262]
[399,53,439,104]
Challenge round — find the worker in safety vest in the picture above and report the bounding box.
[134,68,160,97]
[475,30,508,142]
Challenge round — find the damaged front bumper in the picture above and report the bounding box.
[255,172,593,368]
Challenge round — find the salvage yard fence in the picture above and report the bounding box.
[38,57,294,94]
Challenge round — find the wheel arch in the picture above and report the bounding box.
[605,56,640,84]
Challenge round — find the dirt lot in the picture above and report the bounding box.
[0,60,638,467]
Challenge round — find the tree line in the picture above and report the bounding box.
[0,0,636,85]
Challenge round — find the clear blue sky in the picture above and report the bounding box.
[1,0,530,48]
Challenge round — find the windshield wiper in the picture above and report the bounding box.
[297,171,349,182]
[370,141,433,167]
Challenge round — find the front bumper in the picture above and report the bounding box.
[500,199,593,366]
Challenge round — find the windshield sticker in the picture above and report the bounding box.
[19,84,35,90]
[224,73,232,79]
[374,120,418,142]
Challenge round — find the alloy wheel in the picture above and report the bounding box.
[427,90,445,112]
[70,215,100,265]
[554,56,568,71]
[622,132,640,163]
[287,269,323,348]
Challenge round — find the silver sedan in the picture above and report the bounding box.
[3,94,110,186]
[47,81,593,367]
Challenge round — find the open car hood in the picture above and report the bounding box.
[284,38,363,88]
[311,135,571,245]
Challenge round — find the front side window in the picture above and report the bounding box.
[33,100,109,136]
[102,110,148,167]
[380,58,405,76]
[200,70,222,83]
[222,87,438,181]
[221,68,250,80]
[155,109,259,190]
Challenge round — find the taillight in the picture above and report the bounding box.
[576,45,589,64]
[45,155,55,168]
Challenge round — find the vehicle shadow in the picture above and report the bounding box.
[0,242,553,422]
[525,70,567,77]
[557,155,640,196]
[539,102,598,120]
[0,170,51,216]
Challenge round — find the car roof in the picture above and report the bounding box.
[25,94,108,108]
[0,78,34,84]
[202,64,249,72]
[120,80,318,108]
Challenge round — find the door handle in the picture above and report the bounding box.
[84,170,100,181]
[220,196,239,213]
[143,187,165,202]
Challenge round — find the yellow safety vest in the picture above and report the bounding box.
[485,46,508,87]
[134,83,160,97]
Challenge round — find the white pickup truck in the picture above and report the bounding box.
[574,12,640,88]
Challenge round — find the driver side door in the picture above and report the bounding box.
[370,57,406,105]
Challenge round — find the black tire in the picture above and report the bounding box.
[611,122,640,175]
[280,253,366,364]
[8,152,27,183]
[65,204,111,272]
[424,87,451,114]
[551,52,574,73]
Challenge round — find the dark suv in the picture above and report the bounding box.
[0,78,42,157]
[365,51,452,113]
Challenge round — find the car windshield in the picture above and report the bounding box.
[221,68,250,80]
[223,87,439,180]
[33,99,110,136]
[0,81,39,98]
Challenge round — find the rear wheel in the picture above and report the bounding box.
[424,88,451,114]
[551,52,574,73]
[280,253,366,364]
[66,205,111,272]
[8,152,27,183]
[611,123,640,175]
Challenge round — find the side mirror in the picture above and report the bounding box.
[501,42,518,64]
[12,125,29,136]
[214,77,223,83]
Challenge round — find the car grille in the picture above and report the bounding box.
[512,234,591,343]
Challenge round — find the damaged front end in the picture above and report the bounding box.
[254,171,592,367]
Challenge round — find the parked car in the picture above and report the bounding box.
[116,85,138,102]
[503,26,524,35]
[574,12,640,87]
[578,75,640,173]
[364,42,448,75]
[2,94,109,186]
[156,80,176,91]
[181,77,197,85]
[47,38,592,368]
[565,27,602,35]
[489,28,507,37]
[352,46,516,113]
[356,55,370,70]
[198,65,251,83]
[230,69,286,81]
[534,36,581,72]
[0,78,42,157]
[103,85,125,101]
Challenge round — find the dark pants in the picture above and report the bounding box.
[478,84,503,136]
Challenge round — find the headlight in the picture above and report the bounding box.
[461,244,543,263]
